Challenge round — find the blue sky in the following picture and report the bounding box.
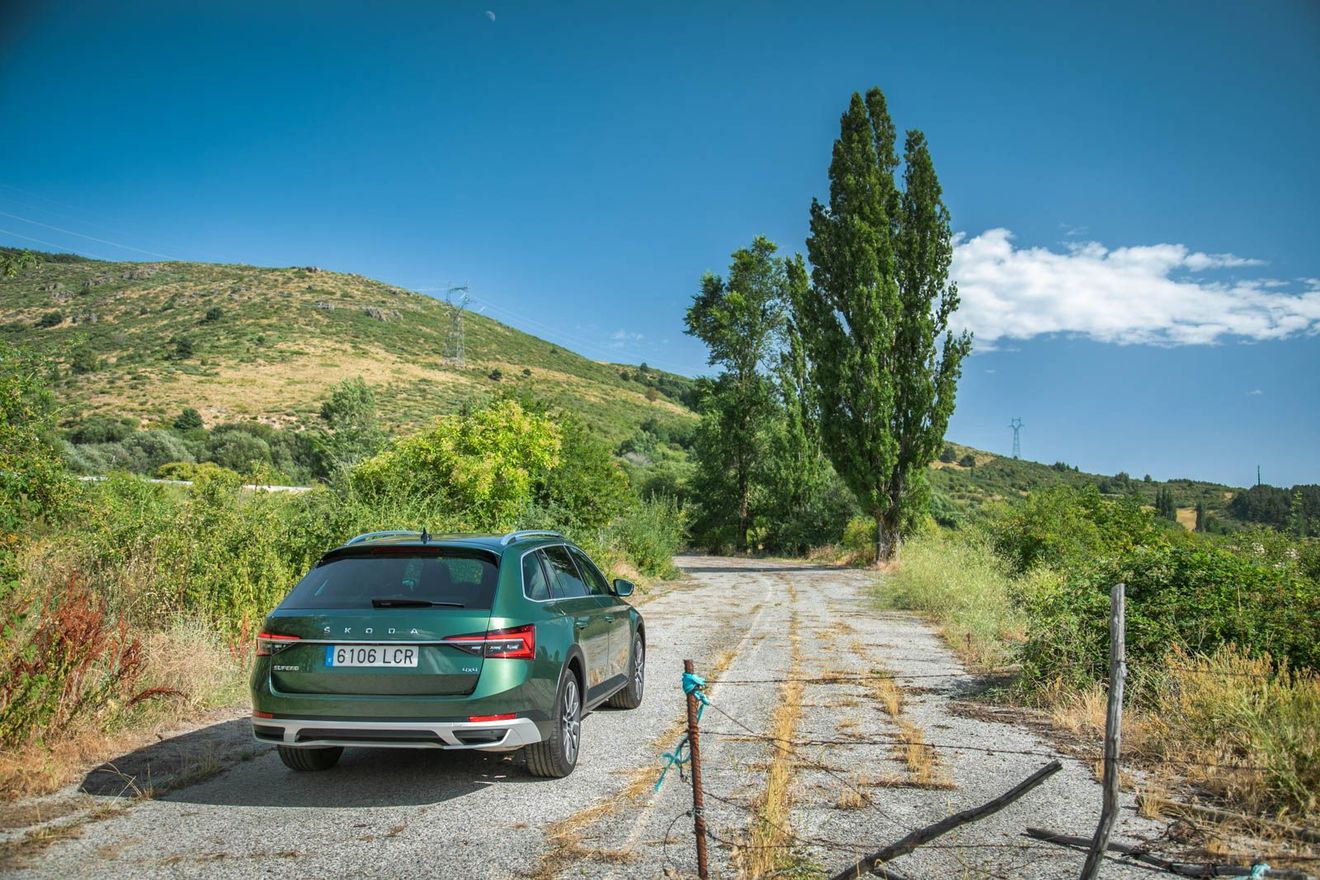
[2,1,1317,486]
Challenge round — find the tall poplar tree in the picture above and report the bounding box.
[794,87,972,562]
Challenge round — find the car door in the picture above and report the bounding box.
[540,544,615,702]
[570,546,630,682]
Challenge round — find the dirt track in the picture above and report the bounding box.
[2,556,1165,879]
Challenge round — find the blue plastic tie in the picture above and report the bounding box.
[683,671,709,724]
[1248,864,1270,879]
[655,671,710,791]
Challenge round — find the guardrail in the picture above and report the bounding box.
[75,475,313,493]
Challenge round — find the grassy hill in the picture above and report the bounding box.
[0,249,695,445]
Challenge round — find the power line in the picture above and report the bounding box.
[0,208,178,260]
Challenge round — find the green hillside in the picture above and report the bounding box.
[0,249,695,444]
[929,440,1244,530]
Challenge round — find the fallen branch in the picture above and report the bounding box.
[1154,800,1320,847]
[1025,827,1314,880]
[826,760,1062,880]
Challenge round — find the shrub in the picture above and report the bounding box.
[988,486,1160,575]
[0,347,70,536]
[842,516,876,565]
[532,417,630,534]
[613,496,686,578]
[70,347,100,374]
[0,576,143,748]
[205,430,271,474]
[352,399,560,531]
[36,311,62,328]
[958,453,975,468]
[1003,492,1320,687]
[202,306,224,323]
[124,430,195,472]
[173,407,204,431]
[66,415,135,444]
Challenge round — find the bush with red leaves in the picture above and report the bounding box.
[0,575,143,749]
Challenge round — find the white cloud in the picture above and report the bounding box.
[1248,388,1264,396]
[950,228,1320,347]
[609,329,644,348]
[485,10,496,21]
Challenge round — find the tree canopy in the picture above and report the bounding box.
[793,86,972,561]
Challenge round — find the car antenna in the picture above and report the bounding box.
[420,528,430,544]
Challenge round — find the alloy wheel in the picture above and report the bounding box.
[633,639,645,694]
[562,677,581,763]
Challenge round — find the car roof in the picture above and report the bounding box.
[328,530,571,557]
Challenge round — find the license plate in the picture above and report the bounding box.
[325,644,418,668]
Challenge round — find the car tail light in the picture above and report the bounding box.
[468,713,517,723]
[256,632,300,656]
[446,624,535,659]
[253,711,274,719]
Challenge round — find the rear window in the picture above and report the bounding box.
[282,552,499,610]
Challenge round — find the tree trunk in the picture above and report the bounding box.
[874,514,899,565]
[737,469,749,553]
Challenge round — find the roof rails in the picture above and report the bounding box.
[344,530,424,546]
[499,529,564,546]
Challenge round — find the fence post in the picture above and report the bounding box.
[684,658,709,880]
[1080,583,1126,880]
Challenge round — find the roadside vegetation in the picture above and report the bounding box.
[876,487,1320,823]
[0,347,683,797]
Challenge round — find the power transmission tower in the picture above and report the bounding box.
[1009,417,1024,459]
[445,284,470,368]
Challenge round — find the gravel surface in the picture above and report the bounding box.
[4,556,1171,879]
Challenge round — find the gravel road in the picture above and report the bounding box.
[3,556,1169,879]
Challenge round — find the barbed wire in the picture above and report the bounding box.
[696,728,1290,774]
[707,666,1292,684]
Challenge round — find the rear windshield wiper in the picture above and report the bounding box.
[370,597,465,608]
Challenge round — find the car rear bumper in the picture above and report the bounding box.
[252,716,542,752]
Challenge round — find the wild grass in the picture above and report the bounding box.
[873,529,1039,669]
[1041,644,1318,824]
[0,611,246,799]
[1148,647,1317,821]
[743,611,803,879]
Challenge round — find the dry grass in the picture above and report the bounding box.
[531,644,745,877]
[1043,645,1319,826]
[742,611,804,879]
[870,675,904,718]
[0,619,246,801]
[835,778,868,811]
[894,721,954,790]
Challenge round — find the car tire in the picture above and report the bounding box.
[525,667,581,778]
[606,634,644,709]
[277,745,343,771]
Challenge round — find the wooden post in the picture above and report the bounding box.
[1080,583,1125,880]
[684,658,709,880]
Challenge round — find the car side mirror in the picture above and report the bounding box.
[613,578,635,598]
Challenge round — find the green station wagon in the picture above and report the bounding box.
[250,530,645,778]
